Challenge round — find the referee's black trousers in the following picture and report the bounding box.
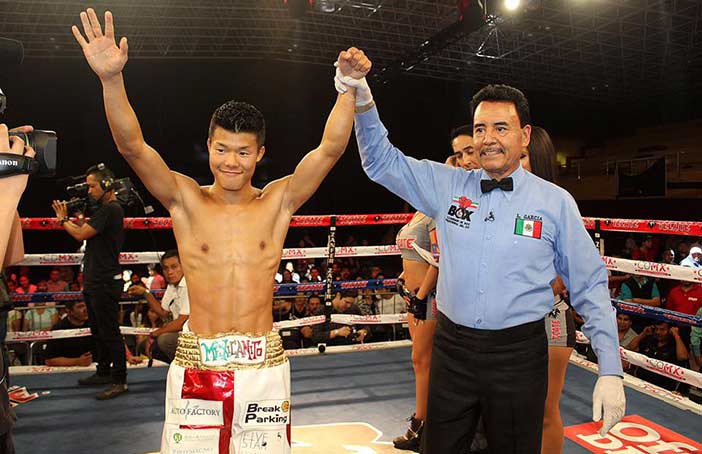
[422,312,548,454]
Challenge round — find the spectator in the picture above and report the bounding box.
[285,262,301,283]
[279,296,309,350]
[623,235,637,258]
[631,235,656,262]
[146,264,166,290]
[299,294,322,347]
[630,322,688,392]
[135,307,163,358]
[57,266,75,286]
[281,270,294,284]
[23,303,59,332]
[308,266,322,282]
[306,294,322,316]
[272,298,292,322]
[664,274,702,349]
[44,301,94,367]
[36,280,48,293]
[676,242,691,264]
[616,313,638,374]
[5,309,21,333]
[660,249,675,265]
[126,250,188,364]
[290,296,308,319]
[129,302,145,328]
[680,247,702,268]
[46,268,69,293]
[617,313,638,349]
[376,288,406,315]
[15,275,36,294]
[356,287,376,316]
[75,271,84,290]
[619,274,661,332]
[311,290,370,346]
[331,262,342,280]
[296,259,311,279]
[130,272,142,288]
[69,282,81,292]
[691,307,701,370]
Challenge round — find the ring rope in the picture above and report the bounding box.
[21,214,702,235]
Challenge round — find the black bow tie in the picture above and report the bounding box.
[480,177,514,193]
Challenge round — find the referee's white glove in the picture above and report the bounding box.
[333,62,373,107]
[592,375,626,436]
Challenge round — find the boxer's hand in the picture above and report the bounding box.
[72,9,128,82]
[592,375,626,437]
[334,47,373,107]
[338,47,371,80]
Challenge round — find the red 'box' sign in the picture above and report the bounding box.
[564,415,701,453]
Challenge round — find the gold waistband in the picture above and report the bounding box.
[174,330,286,371]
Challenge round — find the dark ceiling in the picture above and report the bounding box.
[1,0,701,102]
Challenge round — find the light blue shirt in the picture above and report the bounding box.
[355,106,622,376]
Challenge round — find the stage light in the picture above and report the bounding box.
[504,0,521,11]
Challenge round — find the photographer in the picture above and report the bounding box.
[52,164,127,400]
[0,123,35,454]
[311,290,371,346]
[629,322,689,392]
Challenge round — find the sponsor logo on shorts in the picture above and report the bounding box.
[167,428,220,454]
[242,400,291,427]
[167,399,224,426]
[239,430,287,453]
[199,334,266,367]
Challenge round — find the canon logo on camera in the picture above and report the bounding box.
[0,159,19,166]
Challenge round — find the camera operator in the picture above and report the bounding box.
[311,290,371,346]
[0,123,35,454]
[52,164,127,400]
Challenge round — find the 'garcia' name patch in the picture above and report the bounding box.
[514,215,542,239]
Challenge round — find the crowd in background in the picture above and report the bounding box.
[1,231,700,399]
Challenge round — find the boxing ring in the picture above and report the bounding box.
[6,214,702,453]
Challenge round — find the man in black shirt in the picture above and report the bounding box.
[52,164,126,399]
[45,301,95,367]
[311,290,371,346]
[630,322,689,392]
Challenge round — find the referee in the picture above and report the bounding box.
[341,72,625,454]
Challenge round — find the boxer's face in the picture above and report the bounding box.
[473,101,531,180]
[208,127,265,191]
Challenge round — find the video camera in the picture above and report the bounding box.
[64,164,150,215]
[1,84,58,179]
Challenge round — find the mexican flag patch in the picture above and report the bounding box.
[514,217,542,239]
